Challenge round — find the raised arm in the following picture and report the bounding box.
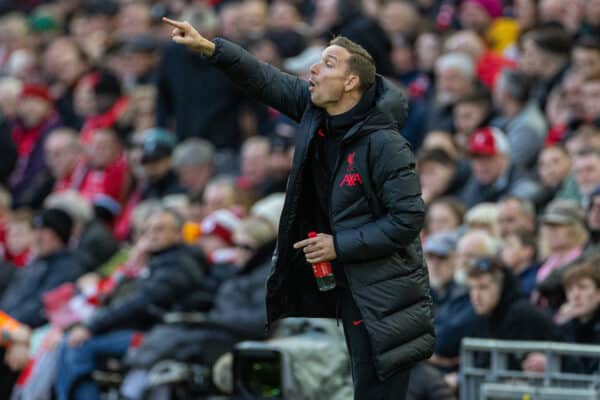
[163,17,310,122]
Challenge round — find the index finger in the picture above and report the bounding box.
[162,17,186,29]
[293,238,314,249]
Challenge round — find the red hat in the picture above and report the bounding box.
[201,209,241,245]
[21,83,52,102]
[463,0,503,18]
[468,127,509,157]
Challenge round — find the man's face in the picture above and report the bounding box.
[18,97,50,128]
[145,212,181,253]
[589,195,600,231]
[44,40,86,86]
[32,227,64,257]
[426,203,461,235]
[519,38,545,76]
[501,234,533,270]
[566,277,600,321]
[469,274,502,315]
[176,164,212,195]
[573,48,600,77]
[573,154,600,195]
[89,130,121,169]
[309,45,355,109]
[454,102,487,135]
[456,233,493,273]
[425,252,455,289]
[460,1,492,33]
[419,160,454,198]
[45,133,80,179]
[436,67,473,105]
[203,183,235,216]
[498,200,534,238]
[143,158,172,181]
[379,1,418,36]
[538,147,571,188]
[544,223,575,252]
[471,155,506,185]
[241,142,270,187]
[581,80,600,119]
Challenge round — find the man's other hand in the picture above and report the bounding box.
[163,17,216,57]
[68,326,91,347]
[293,233,337,264]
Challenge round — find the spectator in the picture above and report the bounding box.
[424,232,458,307]
[465,202,500,238]
[459,0,519,55]
[118,35,160,88]
[565,125,600,158]
[155,4,245,149]
[77,68,130,145]
[519,25,571,110]
[74,127,130,204]
[492,69,547,169]
[452,88,494,154]
[587,185,600,249]
[432,230,499,367]
[580,67,600,123]
[497,196,536,238]
[0,208,83,328]
[122,214,280,400]
[172,137,215,197]
[237,136,271,193]
[44,128,83,193]
[378,0,421,38]
[427,52,477,132]
[139,128,185,200]
[501,229,540,297]
[460,127,542,207]
[572,149,600,208]
[536,200,588,292]
[202,176,238,218]
[572,36,600,77]
[10,84,60,208]
[263,123,294,195]
[558,259,600,372]
[418,148,469,204]
[44,190,119,273]
[4,208,33,268]
[54,207,205,400]
[465,257,560,370]
[537,145,581,206]
[42,37,89,130]
[424,197,466,236]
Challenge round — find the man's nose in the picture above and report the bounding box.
[309,63,319,75]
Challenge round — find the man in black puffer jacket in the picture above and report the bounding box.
[164,18,434,399]
[54,208,205,400]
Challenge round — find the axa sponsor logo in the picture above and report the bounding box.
[339,152,363,187]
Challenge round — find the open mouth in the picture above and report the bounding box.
[309,79,317,90]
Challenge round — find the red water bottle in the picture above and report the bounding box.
[308,231,337,292]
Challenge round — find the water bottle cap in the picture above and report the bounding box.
[308,231,317,238]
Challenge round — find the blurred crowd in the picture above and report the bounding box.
[0,0,599,398]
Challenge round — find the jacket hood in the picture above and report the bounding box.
[490,267,524,321]
[340,76,408,142]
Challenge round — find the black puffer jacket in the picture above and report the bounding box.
[209,39,434,380]
[86,244,203,334]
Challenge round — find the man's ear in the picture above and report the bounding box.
[344,74,360,92]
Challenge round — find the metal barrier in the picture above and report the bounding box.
[460,338,600,400]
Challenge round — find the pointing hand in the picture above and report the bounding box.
[163,17,216,57]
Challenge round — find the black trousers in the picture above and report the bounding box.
[339,289,411,400]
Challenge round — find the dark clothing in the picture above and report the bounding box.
[10,113,60,208]
[0,118,17,186]
[471,268,560,368]
[407,362,456,400]
[56,86,84,130]
[75,219,119,272]
[155,42,244,149]
[86,244,203,335]
[0,261,16,298]
[209,38,434,380]
[560,308,600,373]
[434,284,478,359]
[516,262,539,298]
[0,249,83,327]
[340,288,411,400]
[141,170,185,200]
[459,164,542,208]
